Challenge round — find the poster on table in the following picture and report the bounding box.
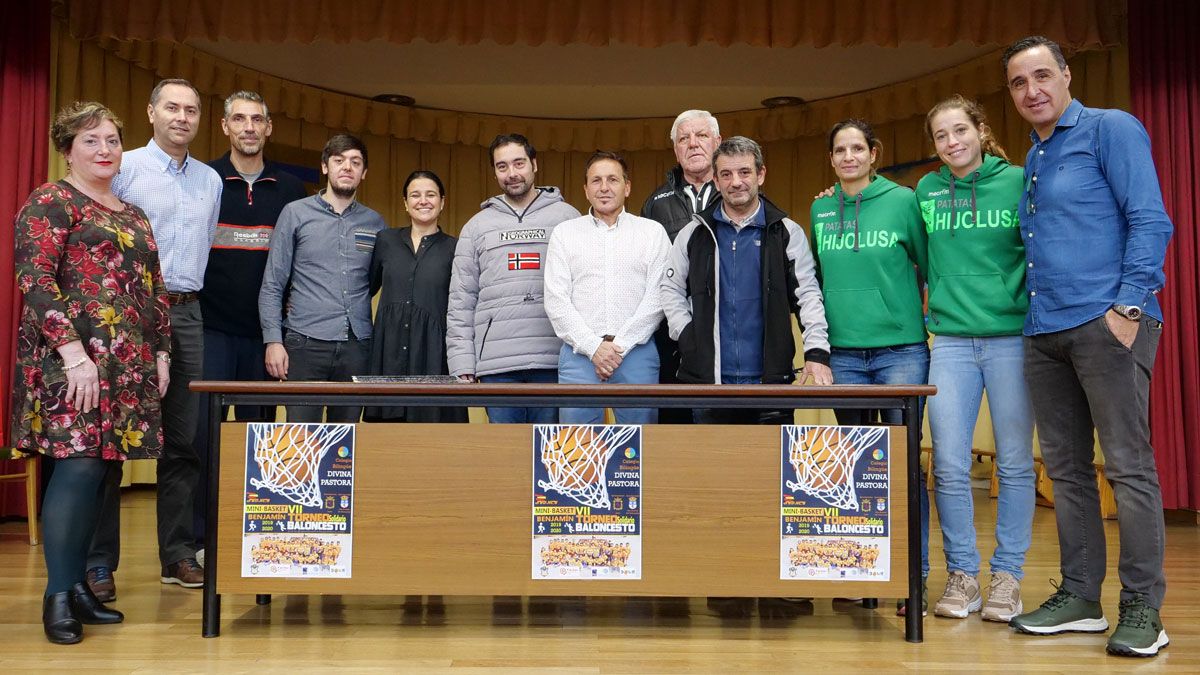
[532,424,642,580]
[780,425,891,581]
[241,423,355,578]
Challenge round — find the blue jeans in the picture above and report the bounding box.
[558,343,658,424]
[829,342,931,576]
[479,368,558,423]
[930,337,1035,578]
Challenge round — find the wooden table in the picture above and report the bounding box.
[191,382,935,641]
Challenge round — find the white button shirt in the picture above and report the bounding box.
[544,209,671,358]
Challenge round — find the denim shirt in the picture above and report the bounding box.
[1019,99,1173,335]
[713,202,766,379]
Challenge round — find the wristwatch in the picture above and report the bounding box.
[1112,304,1142,321]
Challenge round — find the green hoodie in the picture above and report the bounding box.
[810,175,928,349]
[916,154,1027,337]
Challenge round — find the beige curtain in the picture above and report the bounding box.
[59,0,1125,49]
[48,18,1127,478]
[52,25,1129,237]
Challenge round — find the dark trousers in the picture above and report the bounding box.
[694,375,792,425]
[694,408,793,426]
[1024,315,1166,608]
[284,331,371,423]
[653,323,692,424]
[193,328,274,546]
[88,300,204,570]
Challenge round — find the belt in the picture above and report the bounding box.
[166,291,199,305]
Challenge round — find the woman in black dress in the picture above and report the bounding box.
[365,170,467,422]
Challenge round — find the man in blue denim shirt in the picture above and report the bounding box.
[1002,36,1174,658]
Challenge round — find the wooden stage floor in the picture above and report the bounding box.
[0,487,1196,673]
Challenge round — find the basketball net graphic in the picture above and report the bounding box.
[249,423,351,508]
[785,425,887,511]
[536,425,637,510]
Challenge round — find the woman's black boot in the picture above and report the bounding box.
[70,582,124,624]
[43,592,83,644]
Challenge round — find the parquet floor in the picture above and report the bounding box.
[0,487,1195,673]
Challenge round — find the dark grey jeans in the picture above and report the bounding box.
[1024,314,1166,609]
[284,330,371,423]
[88,299,204,570]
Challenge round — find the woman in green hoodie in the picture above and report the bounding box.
[917,96,1034,624]
[810,119,931,611]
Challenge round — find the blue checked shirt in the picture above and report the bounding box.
[1019,99,1173,335]
[112,139,222,293]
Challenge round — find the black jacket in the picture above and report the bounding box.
[660,197,830,385]
[640,165,716,242]
[202,153,308,337]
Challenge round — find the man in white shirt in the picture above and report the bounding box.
[544,151,671,424]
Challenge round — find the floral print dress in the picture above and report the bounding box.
[10,181,171,460]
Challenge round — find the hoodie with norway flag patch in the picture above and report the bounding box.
[916,154,1027,337]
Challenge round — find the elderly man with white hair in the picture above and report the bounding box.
[640,110,722,424]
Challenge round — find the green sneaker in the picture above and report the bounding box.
[1009,582,1108,635]
[1106,596,1169,657]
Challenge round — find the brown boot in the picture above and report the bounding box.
[85,567,116,603]
[161,558,204,588]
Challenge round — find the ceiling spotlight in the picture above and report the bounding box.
[372,94,416,106]
[761,96,806,109]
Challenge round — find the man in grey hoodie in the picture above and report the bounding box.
[447,133,581,422]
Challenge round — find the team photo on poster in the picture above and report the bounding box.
[532,425,642,580]
[241,423,356,579]
[780,425,891,581]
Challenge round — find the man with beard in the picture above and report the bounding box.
[192,91,307,562]
[259,133,386,423]
[87,78,223,598]
[446,133,580,423]
[641,110,722,423]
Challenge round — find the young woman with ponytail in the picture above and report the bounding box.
[917,96,1035,623]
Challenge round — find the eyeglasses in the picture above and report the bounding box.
[1026,171,1038,215]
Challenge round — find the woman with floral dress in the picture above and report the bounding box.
[11,102,171,644]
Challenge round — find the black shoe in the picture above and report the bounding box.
[43,592,82,644]
[758,597,814,620]
[70,582,124,624]
[708,597,755,619]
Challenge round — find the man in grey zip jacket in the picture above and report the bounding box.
[447,133,581,423]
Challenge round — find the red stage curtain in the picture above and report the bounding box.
[1130,0,1200,511]
[0,0,51,517]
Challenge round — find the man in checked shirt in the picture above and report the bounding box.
[87,78,223,596]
